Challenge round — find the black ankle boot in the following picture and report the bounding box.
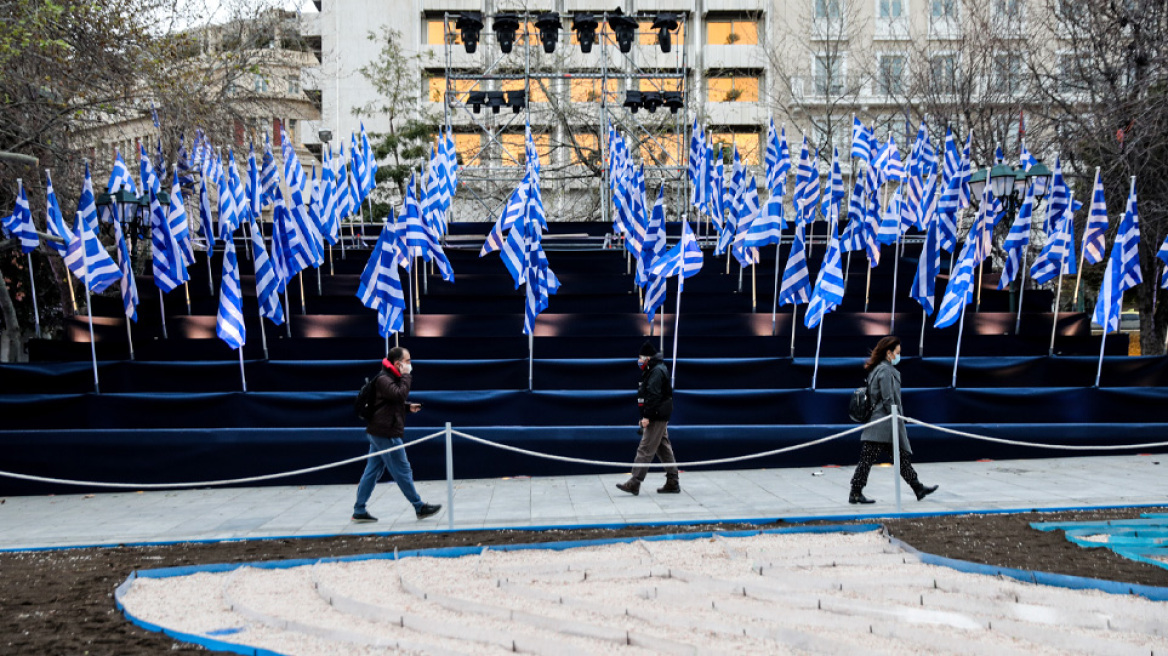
[914,484,938,501]
[849,491,875,504]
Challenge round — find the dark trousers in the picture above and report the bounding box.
[630,420,678,481]
[850,441,921,493]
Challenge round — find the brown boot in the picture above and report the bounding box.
[657,476,680,494]
[615,479,641,496]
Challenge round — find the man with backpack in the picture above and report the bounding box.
[616,341,681,496]
[351,347,442,523]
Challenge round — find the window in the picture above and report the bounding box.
[452,133,480,166]
[709,132,761,166]
[501,79,549,103]
[877,54,906,95]
[813,55,845,95]
[929,53,958,89]
[568,77,617,103]
[426,17,461,45]
[706,19,759,46]
[638,19,685,46]
[994,0,1023,19]
[287,119,297,144]
[501,132,551,166]
[707,75,760,102]
[566,133,600,165]
[931,0,958,19]
[879,0,905,18]
[990,53,1024,95]
[287,78,300,94]
[640,133,682,167]
[427,77,483,103]
[638,77,684,93]
[254,76,268,93]
[815,0,842,19]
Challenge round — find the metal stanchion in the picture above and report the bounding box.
[445,422,455,530]
[891,404,902,514]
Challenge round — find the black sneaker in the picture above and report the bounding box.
[415,503,442,520]
[351,511,378,523]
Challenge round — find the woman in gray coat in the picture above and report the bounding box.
[848,336,938,504]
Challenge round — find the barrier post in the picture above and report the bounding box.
[445,422,454,530]
[891,404,902,514]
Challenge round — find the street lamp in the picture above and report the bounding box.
[1026,160,1052,200]
[968,167,988,201]
[989,162,1017,199]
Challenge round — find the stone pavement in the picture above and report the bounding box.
[1,454,1164,550]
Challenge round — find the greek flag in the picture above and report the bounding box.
[139,143,161,196]
[764,120,790,226]
[1019,140,1038,170]
[709,144,725,230]
[997,180,1036,290]
[1082,169,1109,265]
[641,187,669,320]
[359,122,378,199]
[482,169,530,256]
[246,144,263,221]
[319,145,339,245]
[437,129,458,232]
[150,182,188,293]
[281,137,324,268]
[167,169,195,267]
[64,164,120,293]
[1093,178,1142,332]
[942,127,960,183]
[910,218,941,316]
[625,165,649,258]
[935,184,995,328]
[228,150,252,227]
[44,170,72,255]
[390,207,410,270]
[261,135,278,208]
[216,166,239,241]
[778,225,811,306]
[899,172,925,232]
[732,176,761,265]
[3,180,38,253]
[1157,233,1168,289]
[650,220,703,292]
[177,133,194,187]
[793,136,819,225]
[805,227,845,328]
[705,141,721,223]
[840,175,866,251]
[851,117,873,163]
[349,133,367,206]
[523,218,560,336]
[196,177,215,250]
[876,135,905,183]
[404,171,454,282]
[335,156,356,221]
[357,220,407,337]
[215,236,246,349]
[1030,160,1076,284]
[248,215,285,324]
[271,186,314,278]
[861,162,883,265]
[717,147,744,255]
[958,131,973,208]
[110,219,138,321]
[688,119,706,212]
[746,165,784,250]
[107,150,137,195]
[877,186,904,245]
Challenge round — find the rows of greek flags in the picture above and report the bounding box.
[1,123,459,349]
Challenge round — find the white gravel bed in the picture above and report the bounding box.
[119,531,1168,655]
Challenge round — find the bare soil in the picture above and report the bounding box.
[3,507,1166,655]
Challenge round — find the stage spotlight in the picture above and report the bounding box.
[623,90,642,113]
[573,13,598,53]
[493,13,520,54]
[468,90,487,113]
[535,12,561,54]
[486,90,507,113]
[642,91,662,113]
[456,12,483,54]
[608,10,638,54]
[652,13,678,53]
[663,91,684,114]
[507,89,526,113]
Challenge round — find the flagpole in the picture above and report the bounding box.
[811,318,824,390]
[890,234,901,333]
[951,301,967,388]
[327,244,334,276]
[918,308,926,357]
[158,289,168,339]
[25,253,40,338]
[863,266,873,312]
[78,163,100,393]
[975,262,984,312]
[1094,306,1109,388]
[1048,272,1064,356]
[1015,246,1030,334]
[407,262,415,336]
[670,278,683,387]
[751,263,756,311]
[205,246,215,295]
[844,251,852,286]
[183,282,192,314]
[1073,167,1099,308]
[316,266,322,295]
[298,273,307,314]
[258,312,269,359]
[124,312,135,361]
[282,289,292,338]
[737,259,743,292]
[771,242,781,335]
[659,311,664,353]
[528,331,534,392]
[789,306,798,358]
[237,348,247,392]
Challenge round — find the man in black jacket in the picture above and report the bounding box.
[616,341,680,495]
[351,347,442,523]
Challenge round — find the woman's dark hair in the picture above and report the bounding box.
[864,336,901,373]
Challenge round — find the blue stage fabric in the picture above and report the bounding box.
[4,387,1168,431]
[2,422,1165,496]
[3,356,1164,395]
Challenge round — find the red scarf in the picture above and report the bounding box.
[382,359,401,376]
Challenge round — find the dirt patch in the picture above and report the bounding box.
[2,508,1166,655]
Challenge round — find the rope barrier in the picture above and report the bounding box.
[450,417,890,469]
[902,417,1168,451]
[0,432,445,489]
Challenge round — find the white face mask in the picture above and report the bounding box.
[400,362,413,375]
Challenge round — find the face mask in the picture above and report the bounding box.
[890,354,901,366]
[400,363,413,375]
[637,359,646,370]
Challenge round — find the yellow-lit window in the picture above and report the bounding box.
[710,133,761,165]
[501,79,549,103]
[501,132,551,166]
[569,77,617,102]
[453,133,481,166]
[566,133,600,165]
[706,20,759,45]
[427,77,482,103]
[707,76,759,102]
[638,20,685,46]
[640,133,682,166]
[426,18,461,45]
[638,77,684,92]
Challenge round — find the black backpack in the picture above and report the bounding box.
[354,372,384,422]
[848,376,874,423]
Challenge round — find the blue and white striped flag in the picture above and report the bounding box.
[709,144,726,231]
[764,120,790,226]
[942,127,960,183]
[216,165,239,241]
[649,220,703,291]
[717,147,744,255]
[778,225,811,306]
[281,136,324,269]
[482,170,530,256]
[150,183,188,293]
[733,176,761,265]
[248,216,285,324]
[197,177,215,250]
[107,150,137,196]
[1082,169,1109,265]
[793,136,819,225]
[269,194,293,291]
[404,171,454,281]
[1093,178,1142,333]
[805,227,845,328]
[167,169,195,267]
[357,219,407,337]
[688,119,706,212]
[1019,140,1038,170]
[958,131,973,208]
[261,135,278,208]
[65,164,121,293]
[215,236,246,349]
[319,145,340,245]
[3,179,38,253]
[1030,160,1076,284]
[139,143,161,196]
[641,187,669,319]
[110,219,138,322]
[349,133,367,206]
[228,150,252,228]
[935,184,995,328]
[359,122,378,199]
[876,135,905,183]
[851,117,873,163]
[246,144,263,221]
[1157,232,1168,289]
[877,186,903,245]
[910,218,941,316]
[44,170,72,255]
[997,180,1036,290]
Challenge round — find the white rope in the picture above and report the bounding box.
[450,416,891,469]
[903,417,1168,451]
[0,432,445,489]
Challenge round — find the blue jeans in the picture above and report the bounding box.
[353,433,424,514]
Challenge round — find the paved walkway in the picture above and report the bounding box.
[1,454,1164,550]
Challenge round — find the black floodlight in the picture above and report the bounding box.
[623,90,643,113]
[486,90,507,113]
[507,89,526,113]
[573,13,598,53]
[652,13,679,53]
[642,91,662,113]
[468,90,487,113]
[663,91,684,114]
[535,12,561,53]
[456,12,484,54]
[493,13,520,54]
[608,10,638,53]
